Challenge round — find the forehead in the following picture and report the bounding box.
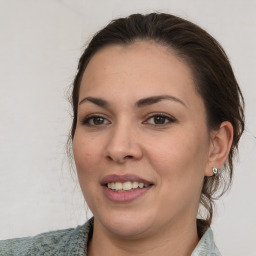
[80,41,200,104]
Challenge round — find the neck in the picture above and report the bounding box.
[88,217,199,256]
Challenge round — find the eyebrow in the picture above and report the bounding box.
[79,97,110,107]
[136,95,187,108]
[78,95,186,108]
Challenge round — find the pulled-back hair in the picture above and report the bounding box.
[69,13,245,233]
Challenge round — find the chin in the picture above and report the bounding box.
[95,210,155,238]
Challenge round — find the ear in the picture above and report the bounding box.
[205,121,234,177]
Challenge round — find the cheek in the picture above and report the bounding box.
[73,132,104,181]
[146,131,209,216]
[72,132,104,205]
[146,128,209,185]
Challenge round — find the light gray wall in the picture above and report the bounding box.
[0,1,255,255]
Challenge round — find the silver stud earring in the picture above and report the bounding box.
[212,167,219,176]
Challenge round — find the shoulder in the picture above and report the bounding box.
[0,219,93,256]
[0,228,74,256]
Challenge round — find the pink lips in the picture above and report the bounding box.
[101,174,152,185]
[101,174,153,203]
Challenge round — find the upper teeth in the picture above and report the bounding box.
[107,181,148,191]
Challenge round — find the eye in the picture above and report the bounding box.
[81,115,111,126]
[144,114,175,126]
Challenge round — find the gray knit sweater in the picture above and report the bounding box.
[0,218,221,256]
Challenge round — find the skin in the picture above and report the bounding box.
[73,41,233,256]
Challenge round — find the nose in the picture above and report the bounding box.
[105,121,143,164]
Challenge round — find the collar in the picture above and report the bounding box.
[76,218,221,256]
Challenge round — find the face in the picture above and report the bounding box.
[73,41,213,239]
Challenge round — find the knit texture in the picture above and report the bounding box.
[0,218,221,256]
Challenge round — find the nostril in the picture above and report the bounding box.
[107,155,113,161]
[106,154,134,163]
[125,155,133,159]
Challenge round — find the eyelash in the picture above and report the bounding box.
[81,113,176,127]
[81,115,111,126]
[144,113,176,126]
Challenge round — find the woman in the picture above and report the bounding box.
[0,13,244,256]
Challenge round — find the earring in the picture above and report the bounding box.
[212,167,219,176]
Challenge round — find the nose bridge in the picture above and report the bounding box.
[105,116,142,162]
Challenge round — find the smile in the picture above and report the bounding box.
[101,174,154,202]
[107,181,151,192]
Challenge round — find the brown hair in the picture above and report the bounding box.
[69,13,245,232]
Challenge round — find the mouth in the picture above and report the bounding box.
[101,174,154,202]
[106,181,151,192]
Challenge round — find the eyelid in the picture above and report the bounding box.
[143,112,176,126]
[80,113,111,126]
[80,112,176,127]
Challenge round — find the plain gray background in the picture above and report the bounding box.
[0,1,255,255]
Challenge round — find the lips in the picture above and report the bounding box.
[101,174,152,185]
[101,174,154,203]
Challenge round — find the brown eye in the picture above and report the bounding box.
[145,114,175,126]
[153,116,167,124]
[92,117,105,125]
[82,115,110,126]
